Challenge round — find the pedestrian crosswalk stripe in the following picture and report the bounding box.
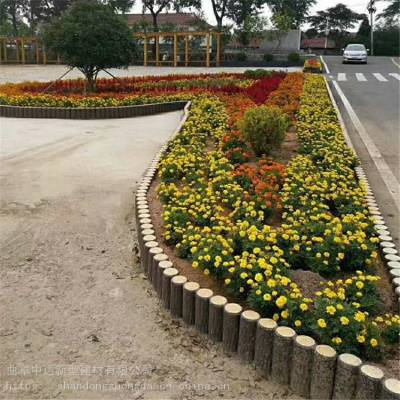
[338,73,346,81]
[389,73,400,81]
[373,73,388,82]
[356,73,367,81]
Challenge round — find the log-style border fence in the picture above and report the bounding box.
[0,101,188,119]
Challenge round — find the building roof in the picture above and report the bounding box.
[301,38,336,49]
[127,12,204,28]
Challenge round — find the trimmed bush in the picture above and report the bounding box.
[241,105,290,156]
[244,69,274,79]
[288,52,301,63]
[237,52,248,61]
[263,53,274,62]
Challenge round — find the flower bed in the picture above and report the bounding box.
[156,73,399,362]
[0,71,284,108]
[303,58,323,73]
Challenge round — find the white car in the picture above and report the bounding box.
[342,44,368,64]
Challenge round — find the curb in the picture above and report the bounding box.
[0,101,188,119]
[134,99,400,399]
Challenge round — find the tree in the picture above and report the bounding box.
[105,0,135,13]
[141,0,201,32]
[308,3,361,35]
[378,0,400,26]
[210,0,228,31]
[268,13,293,51]
[267,0,316,28]
[1,0,28,36]
[42,0,133,92]
[227,0,267,46]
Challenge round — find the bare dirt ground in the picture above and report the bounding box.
[0,113,300,400]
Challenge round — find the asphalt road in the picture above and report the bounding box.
[323,56,400,246]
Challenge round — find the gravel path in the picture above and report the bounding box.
[0,112,300,400]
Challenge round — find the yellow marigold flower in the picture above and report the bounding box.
[370,338,378,347]
[225,278,231,285]
[300,303,308,312]
[276,296,287,308]
[273,313,279,321]
[354,311,366,322]
[263,293,272,301]
[255,273,263,282]
[317,319,327,328]
[340,316,349,325]
[270,257,278,264]
[357,335,365,343]
[332,337,342,345]
[281,310,289,319]
[326,306,336,315]
[356,281,364,289]
[192,261,199,268]
[240,272,248,279]
[204,269,210,276]
[256,290,261,295]
[295,320,302,327]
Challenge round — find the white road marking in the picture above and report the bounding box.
[332,81,400,212]
[391,58,400,69]
[373,73,388,82]
[320,56,330,73]
[338,73,346,81]
[356,73,367,81]
[389,73,400,81]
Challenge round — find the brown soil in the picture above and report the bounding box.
[273,126,299,165]
[289,270,327,298]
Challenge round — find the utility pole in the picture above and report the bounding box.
[367,0,376,56]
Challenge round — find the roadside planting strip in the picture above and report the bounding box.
[135,91,400,399]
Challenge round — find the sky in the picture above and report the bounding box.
[130,0,389,30]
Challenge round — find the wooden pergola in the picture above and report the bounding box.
[133,31,222,67]
[0,37,60,64]
[0,31,222,66]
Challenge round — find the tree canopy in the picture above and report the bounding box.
[267,0,316,28]
[308,3,361,35]
[42,0,134,92]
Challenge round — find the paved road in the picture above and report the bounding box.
[323,56,399,246]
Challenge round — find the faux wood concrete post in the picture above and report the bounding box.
[310,345,337,400]
[208,295,227,342]
[148,247,163,280]
[254,318,277,377]
[271,326,296,385]
[355,365,384,400]
[161,267,178,309]
[222,303,242,354]
[151,253,168,290]
[290,335,316,398]
[157,260,173,297]
[170,275,187,318]
[380,378,400,400]
[182,282,200,325]
[195,288,213,333]
[143,239,158,274]
[332,353,362,400]
[237,310,260,362]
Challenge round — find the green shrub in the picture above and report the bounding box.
[243,69,272,79]
[241,106,290,156]
[263,53,274,62]
[287,52,301,63]
[236,52,247,61]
